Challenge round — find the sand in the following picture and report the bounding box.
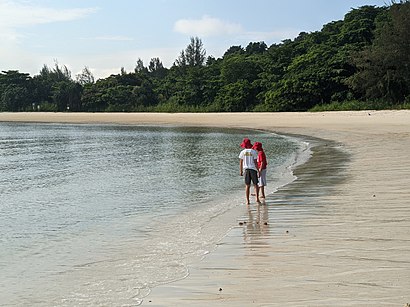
[1,111,409,306]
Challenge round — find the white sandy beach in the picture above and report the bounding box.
[1,111,409,306]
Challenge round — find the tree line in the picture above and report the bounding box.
[1,1,409,113]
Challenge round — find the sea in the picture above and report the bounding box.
[0,123,311,306]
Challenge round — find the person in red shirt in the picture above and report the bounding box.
[252,142,267,199]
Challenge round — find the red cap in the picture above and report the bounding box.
[252,142,263,151]
[240,138,252,149]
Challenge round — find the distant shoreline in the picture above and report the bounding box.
[1,110,409,129]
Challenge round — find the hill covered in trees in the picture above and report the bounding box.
[1,1,409,113]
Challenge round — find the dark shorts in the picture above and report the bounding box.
[244,169,258,185]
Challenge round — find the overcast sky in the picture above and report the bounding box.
[0,0,389,80]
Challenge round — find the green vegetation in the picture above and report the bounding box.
[1,2,410,113]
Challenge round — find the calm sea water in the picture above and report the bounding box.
[0,123,309,306]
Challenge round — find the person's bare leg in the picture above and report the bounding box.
[245,185,251,205]
[254,184,260,203]
[260,186,265,198]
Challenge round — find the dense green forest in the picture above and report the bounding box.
[1,2,409,113]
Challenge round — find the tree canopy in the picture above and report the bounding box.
[1,2,409,113]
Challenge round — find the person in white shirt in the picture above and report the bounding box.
[239,138,260,205]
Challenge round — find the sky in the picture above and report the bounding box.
[0,0,390,80]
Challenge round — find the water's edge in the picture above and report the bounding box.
[144,131,351,305]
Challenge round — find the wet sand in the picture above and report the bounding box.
[1,111,410,306]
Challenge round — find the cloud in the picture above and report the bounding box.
[0,0,99,74]
[173,15,299,44]
[0,1,98,36]
[174,15,242,37]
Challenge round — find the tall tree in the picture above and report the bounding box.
[175,37,206,67]
[348,1,410,102]
[135,58,148,74]
[0,70,33,111]
[175,50,187,67]
[148,57,167,78]
[76,66,95,85]
[148,57,164,72]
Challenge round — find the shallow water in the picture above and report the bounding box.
[0,123,309,306]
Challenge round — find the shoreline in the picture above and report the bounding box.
[148,134,352,306]
[1,111,410,305]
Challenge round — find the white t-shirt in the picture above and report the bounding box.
[239,149,258,171]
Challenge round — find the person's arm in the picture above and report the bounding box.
[257,152,265,173]
[239,159,243,176]
[254,159,259,175]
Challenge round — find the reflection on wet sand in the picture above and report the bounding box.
[243,203,269,243]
